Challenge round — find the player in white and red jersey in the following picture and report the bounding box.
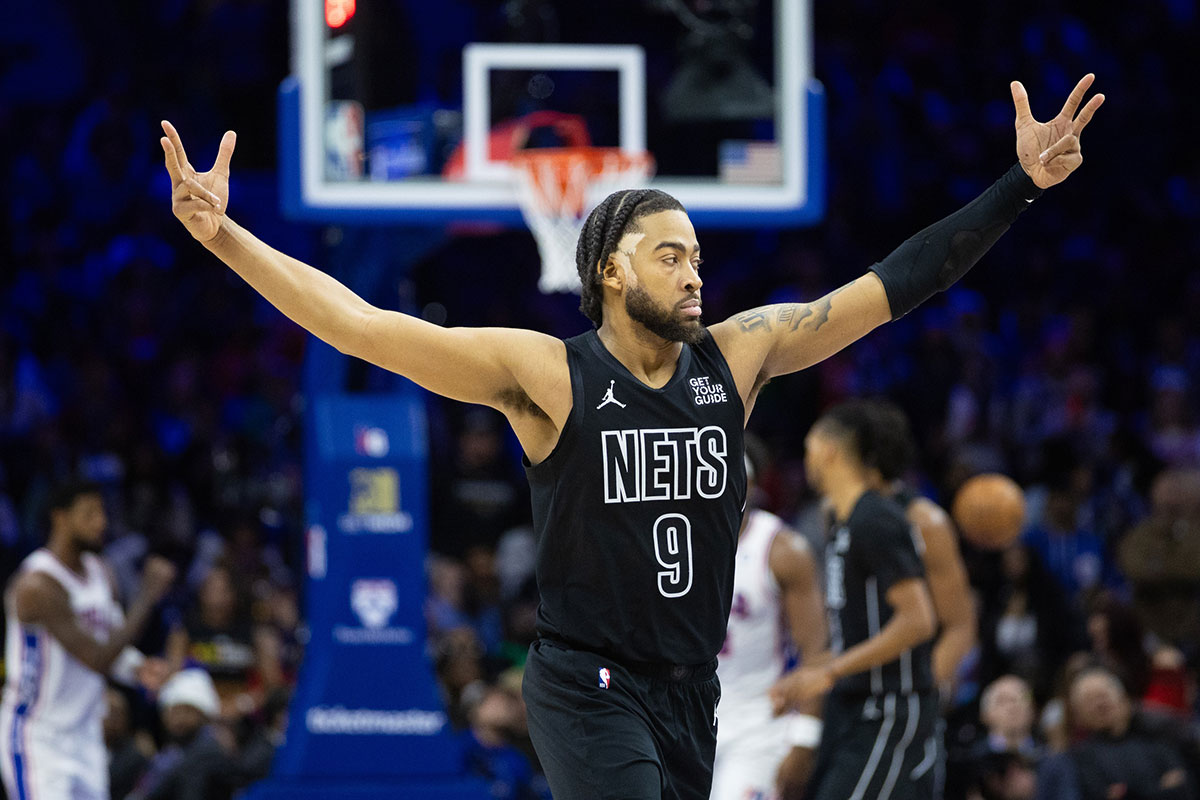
[0,480,175,800]
[712,452,827,800]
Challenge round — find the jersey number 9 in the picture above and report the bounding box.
[653,514,693,598]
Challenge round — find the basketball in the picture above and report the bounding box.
[951,473,1027,550]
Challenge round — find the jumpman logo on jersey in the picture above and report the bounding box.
[596,380,627,410]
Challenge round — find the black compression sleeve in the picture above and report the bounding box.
[869,163,1043,319]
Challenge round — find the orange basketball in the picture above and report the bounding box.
[951,473,1026,550]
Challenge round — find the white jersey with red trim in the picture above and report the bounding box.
[716,509,791,739]
[711,509,797,800]
[0,549,123,800]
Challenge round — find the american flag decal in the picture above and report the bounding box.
[718,141,782,185]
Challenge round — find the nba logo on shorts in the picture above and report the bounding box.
[598,667,611,689]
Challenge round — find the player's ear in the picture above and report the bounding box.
[600,255,625,291]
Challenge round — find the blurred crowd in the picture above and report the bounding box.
[3,0,1200,799]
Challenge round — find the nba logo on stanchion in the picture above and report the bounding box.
[598,667,611,689]
[353,425,390,457]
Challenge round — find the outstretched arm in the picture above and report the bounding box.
[714,275,892,384]
[159,122,570,456]
[711,75,1104,396]
[193,214,564,409]
[910,498,977,687]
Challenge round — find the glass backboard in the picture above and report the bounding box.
[282,0,823,227]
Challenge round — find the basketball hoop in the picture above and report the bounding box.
[511,148,655,293]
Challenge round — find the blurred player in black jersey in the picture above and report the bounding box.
[771,401,939,800]
[162,73,1101,799]
[773,400,974,796]
[865,399,976,797]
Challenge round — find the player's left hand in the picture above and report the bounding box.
[136,657,172,693]
[1011,73,1105,189]
[776,746,817,800]
[770,664,834,714]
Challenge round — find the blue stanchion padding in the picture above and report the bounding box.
[249,388,488,797]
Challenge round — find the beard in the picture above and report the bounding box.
[625,284,704,345]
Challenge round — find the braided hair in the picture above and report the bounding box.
[575,189,685,328]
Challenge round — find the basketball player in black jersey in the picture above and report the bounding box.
[771,401,940,800]
[863,399,976,798]
[863,400,975,693]
[769,402,972,796]
[160,75,1102,799]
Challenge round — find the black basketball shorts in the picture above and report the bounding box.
[522,638,721,800]
[805,691,939,800]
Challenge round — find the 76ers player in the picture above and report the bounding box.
[0,481,176,800]
[712,448,826,800]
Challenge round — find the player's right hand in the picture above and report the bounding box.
[160,120,236,242]
[770,663,834,714]
[139,555,177,602]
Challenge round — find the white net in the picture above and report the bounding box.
[512,149,655,293]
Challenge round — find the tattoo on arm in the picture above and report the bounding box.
[733,307,774,332]
[806,281,853,332]
[733,279,858,334]
[778,304,814,331]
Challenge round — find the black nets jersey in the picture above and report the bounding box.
[824,490,933,695]
[526,329,747,665]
